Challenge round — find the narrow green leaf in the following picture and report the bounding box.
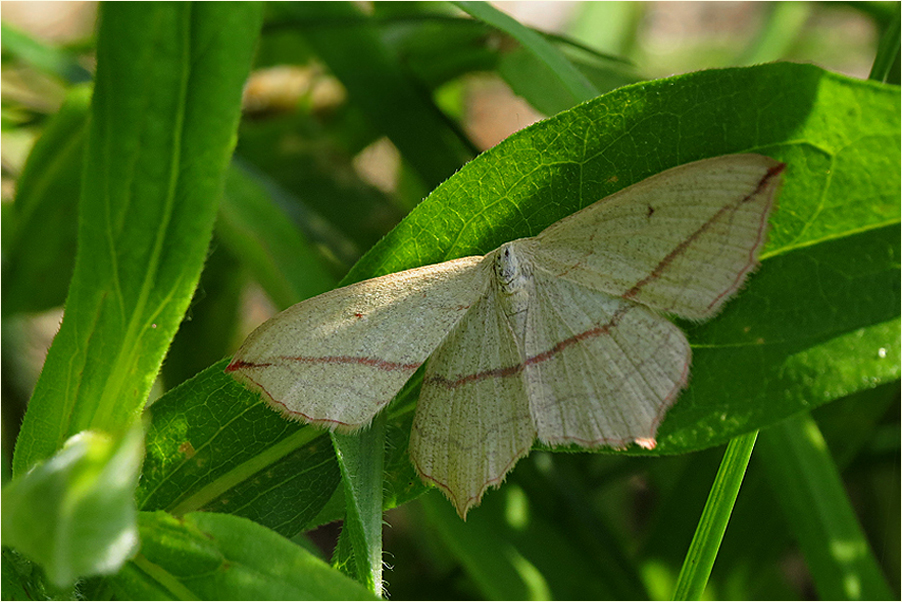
[3,85,90,314]
[331,416,386,594]
[672,431,758,601]
[452,1,598,105]
[1,426,144,587]
[498,45,640,116]
[638,450,726,599]
[0,22,92,84]
[737,2,812,66]
[217,162,340,311]
[758,413,894,600]
[869,4,901,84]
[106,511,378,600]
[12,2,264,476]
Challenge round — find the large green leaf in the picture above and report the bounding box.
[11,3,264,476]
[138,362,340,537]
[139,63,899,533]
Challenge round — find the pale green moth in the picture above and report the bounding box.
[227,154,785,518]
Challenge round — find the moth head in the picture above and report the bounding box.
[494,242,531,292]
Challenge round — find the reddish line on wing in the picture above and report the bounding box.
[229,366,356,428]
[704,163,783,311]
[225,358,272,372]
[426,305,633,389]
[283,355,422,372]
[624,163,784,302]
[230,355,421,373]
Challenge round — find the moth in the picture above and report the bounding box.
[227,154,785,517]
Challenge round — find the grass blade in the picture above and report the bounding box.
[672,430,758,600]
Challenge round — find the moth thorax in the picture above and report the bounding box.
[494,242,531,295]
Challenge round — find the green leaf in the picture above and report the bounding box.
[870,7,901,84]
[672,431,758,600]
[498,44,640,116]
[2,85,90,315]
[636,450,728,599]
[452,1,598,105]
[331,417,385,593]
[217,162,340,311]
[0,22,92,84]
[12,2,264,476]
[137,361,341,538]
[106,511,378,600]
[1,426,144,587]
[758,413,894,600]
